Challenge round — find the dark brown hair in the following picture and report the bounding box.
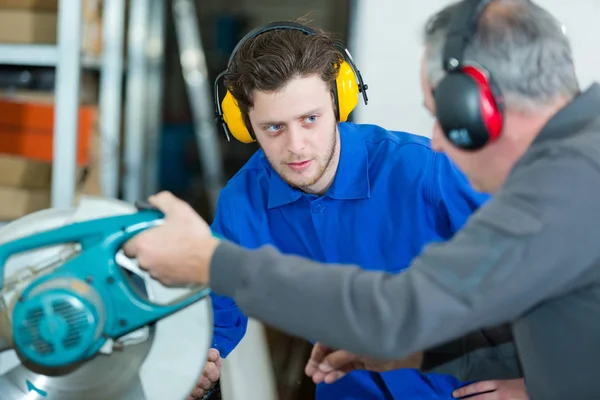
[224,20,344,129]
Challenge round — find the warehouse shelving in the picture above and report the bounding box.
[0,0,225,218]
[0,0,166,209]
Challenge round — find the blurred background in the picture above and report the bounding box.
[0,0,596,399]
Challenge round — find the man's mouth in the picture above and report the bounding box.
[287,160,312,172]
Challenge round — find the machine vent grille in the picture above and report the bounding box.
[52,299,89,349]
[18,307,54,355]
[17,298,90,355]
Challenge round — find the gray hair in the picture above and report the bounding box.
[423,0,580,112]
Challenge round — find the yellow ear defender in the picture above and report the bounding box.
[213,21,369,144]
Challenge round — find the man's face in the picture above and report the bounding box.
[420,51,493,193]
[249,75,338,193]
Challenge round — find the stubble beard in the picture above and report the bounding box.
[272,123,338,191]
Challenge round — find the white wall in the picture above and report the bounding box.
[349,0,600,138]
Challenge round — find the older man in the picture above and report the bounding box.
[125,1,600,399]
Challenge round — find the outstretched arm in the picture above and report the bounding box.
[209,154,600,362]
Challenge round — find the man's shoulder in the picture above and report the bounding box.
[342,122,435,156]
[341,123,438,174]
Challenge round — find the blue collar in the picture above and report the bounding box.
[266,123,371,209]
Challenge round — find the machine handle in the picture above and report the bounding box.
[90,211,214,337]
[0,210,164,290]
[40,209,215,339]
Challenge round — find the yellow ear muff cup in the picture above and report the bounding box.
[335,61,360,122]
[221,90,255,143]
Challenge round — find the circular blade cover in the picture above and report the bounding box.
[0,196,212,400]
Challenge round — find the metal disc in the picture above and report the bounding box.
[0,196,212,399]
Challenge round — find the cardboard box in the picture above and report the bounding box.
[0,176,98,221]
[0,155,52,189]
[0,0,58,11]
[0,92,97,165]
[0,1,102,56]
[0,185,51,221]
[82,0,103,56]
[0,9,57,44]
[0,111,101,220]
[0,164,99,221]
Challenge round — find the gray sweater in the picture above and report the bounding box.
[210,83,600,400]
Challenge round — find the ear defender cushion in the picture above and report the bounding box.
[221,90,255,144]
[435,66,503,150]
[336,60,360,122]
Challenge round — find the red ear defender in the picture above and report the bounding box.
[462,65,503,141]
[434,64,504,150]
[433,0,505,151]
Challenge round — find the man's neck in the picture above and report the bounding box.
[505,99,569,149]
[488,99,570,193]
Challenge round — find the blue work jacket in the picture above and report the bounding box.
[210,122,489,399]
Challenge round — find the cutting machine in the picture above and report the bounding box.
[0,196,212,399]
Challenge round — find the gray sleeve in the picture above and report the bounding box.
[209,153,600,361]
[423,325,522,381]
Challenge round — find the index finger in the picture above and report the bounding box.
[305,343,333,376]
[322,349,356,371]
[452,380,499,398]
[207,348,220,362]
[311,342,333,364]
[148,191,182,215]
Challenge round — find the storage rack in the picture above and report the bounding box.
[0,0,165,209]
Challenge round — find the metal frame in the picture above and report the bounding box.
[0,0,162,210]
[172,0,224,214]
[122,0,150,203]
[51,0,84,208]
[98,0,127,199]
[0,44,58,66]
[0,0,219,213]
[143,0,166,199]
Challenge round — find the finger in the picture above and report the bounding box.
[207,348,220,363]
[190,385,206,397]
[305,358,320,377]
[306,343,333,376]
[201,374,216,391]
[311,369,328,384]
[204,362,220,382]
[453,381,499,398]
[122,238,139,258]
[324,370,347,384]
[311,342,333,364]
[321,350,355,371]
[196,374,209,387]
[148,191,182,215]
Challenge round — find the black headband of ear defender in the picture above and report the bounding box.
[442,0,494,72]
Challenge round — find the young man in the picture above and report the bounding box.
[200,21,489,400]
[124,1,600,399]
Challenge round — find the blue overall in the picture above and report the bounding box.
[210,122,488,399]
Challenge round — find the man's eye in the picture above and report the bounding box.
[304,115,318,124]
[266,124,282,133]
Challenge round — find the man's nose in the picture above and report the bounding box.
[286,126,305,153]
